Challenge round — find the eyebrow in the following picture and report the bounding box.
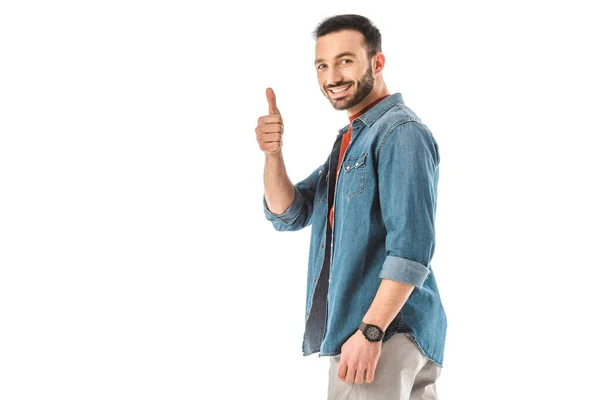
[314,51,358,65]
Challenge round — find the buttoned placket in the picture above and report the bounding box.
[316,121,360,346]
[305,136,341,323]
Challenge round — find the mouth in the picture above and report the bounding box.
[328,83,352,99]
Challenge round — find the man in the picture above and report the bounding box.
[257,14,447,400]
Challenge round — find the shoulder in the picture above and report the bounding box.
[373,106,437,160]
[371,102,432,142]
[375,119,440,165]
[371,103,418,135]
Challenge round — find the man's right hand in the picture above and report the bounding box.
[255,87,284,155]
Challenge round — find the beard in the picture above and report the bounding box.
[324,62,375,111]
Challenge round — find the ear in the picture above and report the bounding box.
[373,52,385,75]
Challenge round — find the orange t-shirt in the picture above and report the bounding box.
[329,94,390,228]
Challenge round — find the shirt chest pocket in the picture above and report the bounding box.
[341,152,367,200]
[314,164,329,204]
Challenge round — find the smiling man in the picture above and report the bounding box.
[258,14,447,400]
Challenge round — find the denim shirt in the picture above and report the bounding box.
[262,93,447,367]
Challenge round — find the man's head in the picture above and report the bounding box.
[312,14,384,112]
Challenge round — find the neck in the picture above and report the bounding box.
[346,81,390,117]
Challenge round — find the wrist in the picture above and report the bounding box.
[361,316,388,332]
[359,321,385,342]
[265,150,283,159]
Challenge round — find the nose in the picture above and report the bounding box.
[326,66,344,87]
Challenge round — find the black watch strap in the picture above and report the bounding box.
[359,321,384,342]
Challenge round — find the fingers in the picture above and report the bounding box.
[338,361,373,384]
[339,358,361,384]
[256,132,283,143]
[266,87,280,115]
[257,114,283,126]
[255,124,283,141]
[365,364,375,384]
[256,120,283,133]
[345,366,357,384]
[352,365,365,384]
[337,360,348,382]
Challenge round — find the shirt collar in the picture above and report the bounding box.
[337,92,405,135]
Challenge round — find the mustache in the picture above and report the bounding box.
[325,82,353,90]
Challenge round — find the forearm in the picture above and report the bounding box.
[362,278,415,331]
[263,151,295,215]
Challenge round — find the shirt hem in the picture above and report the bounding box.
[302,332,444,367]
[405,332,444,368]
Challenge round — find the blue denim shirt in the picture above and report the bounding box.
[262,93,447,367]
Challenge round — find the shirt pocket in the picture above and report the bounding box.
[342,152,367,200]
[314,163,329,204]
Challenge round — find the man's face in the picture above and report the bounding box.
[314,29,375,111]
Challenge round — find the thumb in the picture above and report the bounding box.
[266,87,280,115]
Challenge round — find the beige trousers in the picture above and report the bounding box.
[327,333,441,400]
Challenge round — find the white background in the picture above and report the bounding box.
[1,1,599,399]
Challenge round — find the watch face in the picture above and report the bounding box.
[366,325,381,340]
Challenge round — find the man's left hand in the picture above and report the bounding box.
[337,329,382,384]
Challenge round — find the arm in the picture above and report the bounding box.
[376,121,439,289]
[337,121,440,384]
[258,86,323,232]
[263,151,295,215]
[362,279,414,331]
[262,152,327,232]
[365,121,439,325]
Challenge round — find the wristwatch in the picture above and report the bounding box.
[359,321,384,342]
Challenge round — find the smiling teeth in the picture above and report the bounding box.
[331,85,351,93]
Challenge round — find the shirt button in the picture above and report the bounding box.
[345,165,351,170]
[355,162,359,166]
[320,243,324,248]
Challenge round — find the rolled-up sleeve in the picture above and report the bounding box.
[376,121,440,289]
[262,161,325,232]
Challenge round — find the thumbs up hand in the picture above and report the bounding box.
[256,87,284,155]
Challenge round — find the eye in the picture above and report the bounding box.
[340,59,352,64]
[317,64,326,70]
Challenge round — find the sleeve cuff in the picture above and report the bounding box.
[379,255,430,288]
[262,186,305,225]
